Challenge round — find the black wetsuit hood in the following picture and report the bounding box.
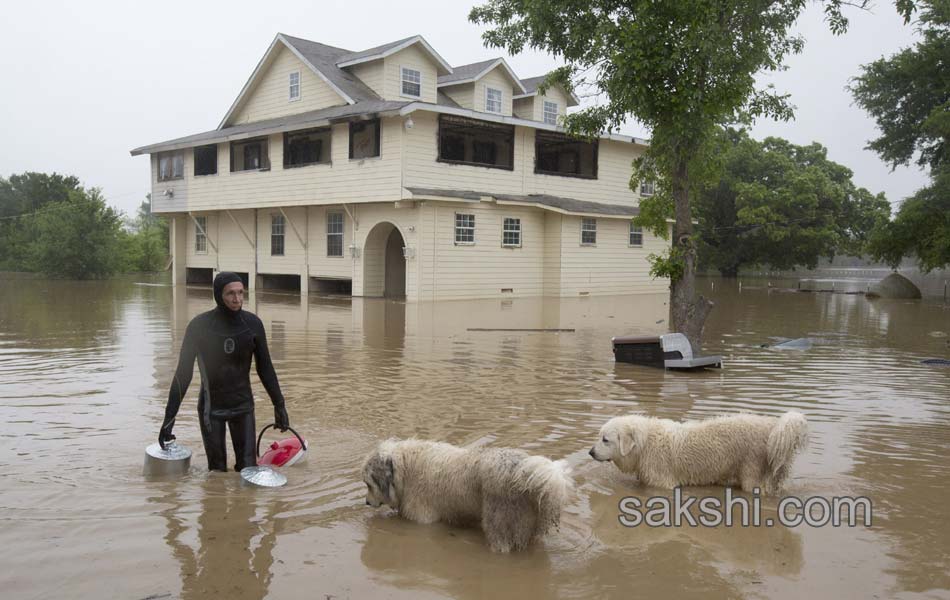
[213,271,244,307]
[213,271,244,319]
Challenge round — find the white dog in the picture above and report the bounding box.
[589,412,808,494]
[362,439,573,552]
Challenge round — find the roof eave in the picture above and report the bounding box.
[398,102,650,146]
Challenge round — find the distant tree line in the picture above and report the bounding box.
[0,172,168,279]
[695,129,891,277]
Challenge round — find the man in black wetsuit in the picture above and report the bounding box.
[159,272,290,471]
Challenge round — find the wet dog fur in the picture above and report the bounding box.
[589,412,808,494]
[362,439,573,552]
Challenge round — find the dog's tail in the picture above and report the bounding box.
[767,411,809,475]
[517,457,573,530]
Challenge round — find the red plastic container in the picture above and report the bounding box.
[256,424,307,467]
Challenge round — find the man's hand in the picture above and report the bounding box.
[274,403,290,432]
[158,421,176,450]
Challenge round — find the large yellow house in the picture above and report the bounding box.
[131,33,667,301]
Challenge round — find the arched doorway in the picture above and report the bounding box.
[362,222,406,298]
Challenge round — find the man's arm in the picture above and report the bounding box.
[159,321,198,448]
[252,317,289,430]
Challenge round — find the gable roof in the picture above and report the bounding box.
[218,33,383,129]
[438,58,527,94]
[515,75,580,106]
[335,35,453,75]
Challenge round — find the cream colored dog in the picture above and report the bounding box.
[589,412,808,494]
[362,439,573,552]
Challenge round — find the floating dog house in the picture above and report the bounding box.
[612,333,723,370]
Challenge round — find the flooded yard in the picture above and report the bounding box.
[1,276,949,599]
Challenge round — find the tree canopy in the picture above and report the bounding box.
[0,172,166,278]
[697,129,891,276]
[850,0,949,272]
[470,0,916,350]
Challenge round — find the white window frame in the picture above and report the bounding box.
[454,213,475,245]
[629,222,644,247]
[289,71,300,101]
[271,214,285,257]
[502,217,522,248]
[194,216,207,254]
[401,67,421,98]
[327,211,344,257]
[543,100,558,125]
[640,180,655,196]
[486,87,503,114]
[581,217,597,246]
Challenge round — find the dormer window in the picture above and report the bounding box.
[486,87,502,113]
[401,67,421,98]
[543,100,558,125]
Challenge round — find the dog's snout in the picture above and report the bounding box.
[365,499,371,506]
[589,447,596,458]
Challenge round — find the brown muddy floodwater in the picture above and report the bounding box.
[1,276,949,600]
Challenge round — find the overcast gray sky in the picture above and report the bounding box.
[0,0,927,217]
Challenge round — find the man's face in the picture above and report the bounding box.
[221,281,244,311]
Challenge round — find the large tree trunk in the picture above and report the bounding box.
[670,160,714,353]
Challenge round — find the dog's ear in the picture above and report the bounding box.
[619,431,636,457]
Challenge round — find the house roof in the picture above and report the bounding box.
[404,187,640,218]
[335,35,453,75]
[438,58,527,94]
[218,34,386,129]
[515,75,580,106]
[280,34,383,103]
[131,100,409,156]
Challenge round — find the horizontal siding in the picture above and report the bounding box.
[442,84,474,110]
[558,217,669,296]
[383,45,438,103]
[215,209,256,275]
[257,206,307,275]
[229,45,346,126]
[402,113,647,207]
[418,203,546,301]
[512,97,533,120]
[473,68,513,116]
[307,206,354,280]
[532,87,570,122]
[152,118,403,214]
[349,61,384,97]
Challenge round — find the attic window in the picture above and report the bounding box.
[535,131,598,179]
[349,119,381,159]
[543,100,558,125]
[486,87,502,113]
[401,67,421,98]
[284,127,331,168]
[230,138,270,172]
[289,72,300,101]
[438,114,514,170]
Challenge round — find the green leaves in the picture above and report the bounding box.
[850,0,948,270]
[0,173,166,278]
[696,129,891,275]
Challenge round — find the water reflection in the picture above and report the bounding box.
[152,478,281,600]
[1,275,949,599]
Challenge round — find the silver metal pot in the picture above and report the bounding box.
[143,441,192,477]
